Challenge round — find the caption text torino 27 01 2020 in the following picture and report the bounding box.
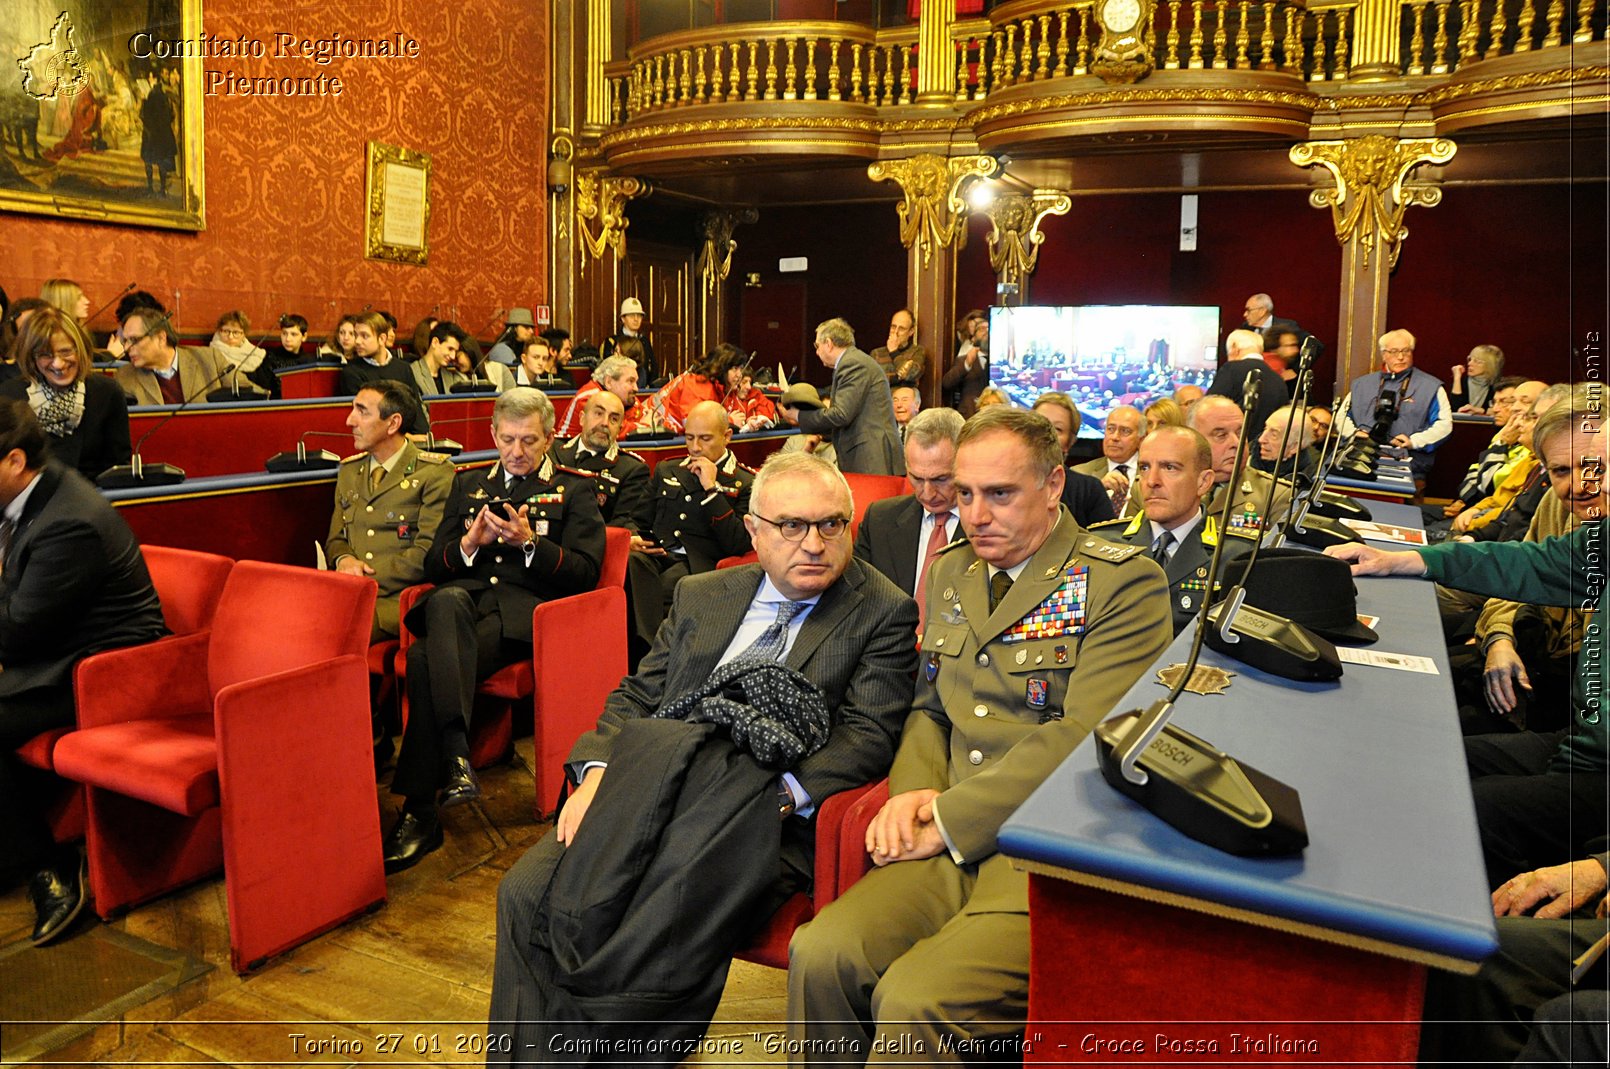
[128,29,422,98]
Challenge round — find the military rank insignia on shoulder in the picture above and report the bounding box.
[340,452,367,464]
[555,463,592,479]
[416,450,451,464]
[1080,537,1144,563]
[1086,517,1127,532]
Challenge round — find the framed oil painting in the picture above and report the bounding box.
[1,1,205,230]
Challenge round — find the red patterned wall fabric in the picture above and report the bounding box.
[2,1,548,342]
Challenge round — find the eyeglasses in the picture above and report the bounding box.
[121,330,148,349]
[42,346,79,363]
[751,514,850,542]
[1382,347,1414,356]
[219,327,246,339]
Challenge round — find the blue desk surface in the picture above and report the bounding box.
[1001,501,1498,971]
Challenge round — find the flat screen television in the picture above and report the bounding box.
[988,305,1221,439]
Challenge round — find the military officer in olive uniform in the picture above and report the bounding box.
[1189,393,1292,539]
[628,400,756,649]
[383,388,607,875]
[328,381,456,641]
[552,389,653,534]
[789,407,1171,1063]
[1091,425,1255,635]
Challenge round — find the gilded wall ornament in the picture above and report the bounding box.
[866,154,1000,267]
[984,190,1073,293]
[574,170,650,267]
[697,207,759,296]
[1289,136,1456,270]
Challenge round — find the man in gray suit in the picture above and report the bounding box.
[487,451,918,1062]
[781,318,905,476]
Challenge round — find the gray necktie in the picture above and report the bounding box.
[1150,529,1174,564]
[737,600,809,663]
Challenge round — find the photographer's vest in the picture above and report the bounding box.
[1348,366,1444,452]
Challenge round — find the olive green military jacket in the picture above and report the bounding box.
[1204,463,1292,539]
[325,439,455,638]
[889,509,1170,910]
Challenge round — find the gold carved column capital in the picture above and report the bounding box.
[983,190,1072,299]
[1290,136,1456,270]
[574,169,650,267]
[868,154,1001,268]
[697,207,759,297]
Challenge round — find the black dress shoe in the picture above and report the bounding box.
[438,755,481,808]
[381,811,443,874]
[30,853,87,946]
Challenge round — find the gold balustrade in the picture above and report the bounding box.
[600,2,1608,128]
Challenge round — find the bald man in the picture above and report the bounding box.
[634,400,756,639]
[553,389,653,536]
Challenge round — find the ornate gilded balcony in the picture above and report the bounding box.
[592,0,1608,175]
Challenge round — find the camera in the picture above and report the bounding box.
[1369,387,1400,444]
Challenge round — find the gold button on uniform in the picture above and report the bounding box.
[973,704,988,718]
[490,576,499,585]
[366,529,374,537]
[364,552,373,560]
[968,749,984,766]
[976,653,989,667]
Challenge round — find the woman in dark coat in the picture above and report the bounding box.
[0,307,131,480]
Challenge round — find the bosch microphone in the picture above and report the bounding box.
[98,325,241,489]
[1200,370,1343,682]
[1094,368,1309,856]
[265,430,351,473]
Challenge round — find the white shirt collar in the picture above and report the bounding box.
[4,470,44,524]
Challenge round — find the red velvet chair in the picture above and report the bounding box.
[717,470,910,569]
[51,562,380,972]
[736,778,888,969]
[396,526,631,817]
[13,545,235,843]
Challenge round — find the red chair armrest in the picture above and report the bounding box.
[717,552,759,570]
[73,631,214,729]
[813,778,889,910]
[394,583,434,657]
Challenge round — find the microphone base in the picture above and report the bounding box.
[426,437,464,456]
[207,388,270,403]
[1286,514,1364,550]
[265,450,342,474]
[1096,710,1309,857]
[1203,602,1343,682]
[97,462,186,490]
[1307,491,1372,522]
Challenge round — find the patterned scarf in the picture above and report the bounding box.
[26,380,87,438]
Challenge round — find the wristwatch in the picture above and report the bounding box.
[776,780,795,818]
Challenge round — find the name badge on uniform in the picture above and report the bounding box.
[1025,678,1049,709]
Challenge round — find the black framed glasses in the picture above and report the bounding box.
[751,514,850,542]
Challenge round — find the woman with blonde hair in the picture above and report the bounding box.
[40,279,90,324]
[1450,344,1505,413]
[1144,396,1185,432]
[0,306,131,479]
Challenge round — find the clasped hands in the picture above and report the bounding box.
[866,788,945,867]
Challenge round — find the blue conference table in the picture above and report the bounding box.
[999,502,1495,1064]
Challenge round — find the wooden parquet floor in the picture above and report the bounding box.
[1,740,790,1066]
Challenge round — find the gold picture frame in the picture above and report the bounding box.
[364,141,432,266]
[0,2,206,230]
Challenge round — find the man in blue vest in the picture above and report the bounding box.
[1336,328,1452,487]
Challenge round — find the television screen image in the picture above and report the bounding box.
[989,305,1221,438]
